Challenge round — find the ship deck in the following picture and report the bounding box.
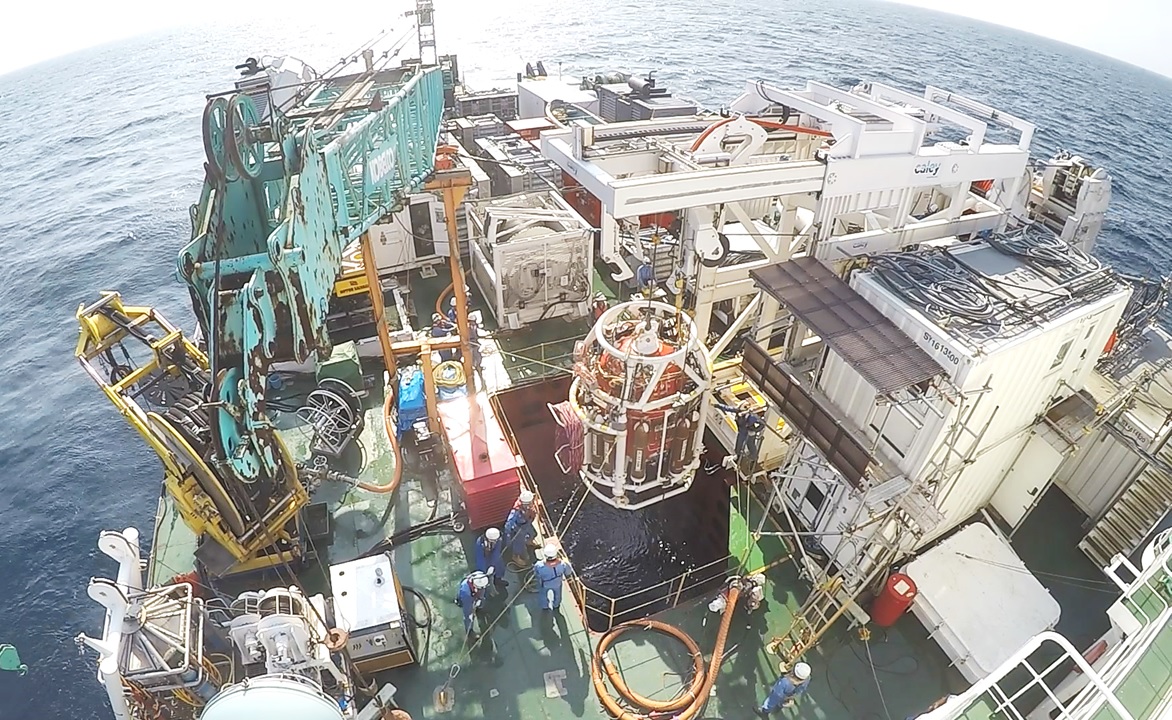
[143,268,1119,720]
[146,384,962,720]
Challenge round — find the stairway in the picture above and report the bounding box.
[1079,444,1172,568]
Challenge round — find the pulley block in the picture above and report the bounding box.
[226,93,265,180]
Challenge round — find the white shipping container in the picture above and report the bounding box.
[1056,428,1144,519]
[815,242,1130,546]
[517,79,599,120]
[1056,325,1172,520]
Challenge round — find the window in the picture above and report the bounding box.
[806,483,826,512]
[1051,339,1073,370]
[410,200,435,258]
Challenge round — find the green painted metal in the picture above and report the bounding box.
[176,65,445,488]
[0,645,26,676]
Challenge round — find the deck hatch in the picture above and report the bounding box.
[750,257,945,394]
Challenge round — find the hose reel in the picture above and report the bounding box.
[296,378,365,459]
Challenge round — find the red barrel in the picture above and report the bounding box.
[870,573,918,627]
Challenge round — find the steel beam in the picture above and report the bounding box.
[540,133,617,208]
[609,161,825,218]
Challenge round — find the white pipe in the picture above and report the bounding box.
[710,292,763,358]
[99,656,132,720]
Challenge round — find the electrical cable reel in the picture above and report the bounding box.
[296,378,365,459]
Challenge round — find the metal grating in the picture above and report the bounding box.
[751,257,945,394]
[742,341,871,488]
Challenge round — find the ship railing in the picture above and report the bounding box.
[921,632,1135,720]
[495,338,579,380]
[572,555,736,631]
[927,538,1172,720]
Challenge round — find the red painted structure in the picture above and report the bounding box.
[438,395,523,531]
[870,572,918,627]
[561,173,676,231]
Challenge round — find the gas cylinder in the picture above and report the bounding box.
[587,431,605,474]
[628,418,651,482]
[668,410,697,476]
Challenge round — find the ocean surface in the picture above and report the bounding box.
[0,0,1169,715]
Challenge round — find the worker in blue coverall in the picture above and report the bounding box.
[715,400,766,462]
[455,571,490,637]
[533,543,573,612]
[503,489,539,560]
[430,312,457,362]
[756,662,811,717]
[474,527,508,595]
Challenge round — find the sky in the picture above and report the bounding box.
[0,0,1168,78]
[886,0,1170,77]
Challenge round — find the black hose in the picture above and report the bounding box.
[359,513,460,558]
[401,585,433,665]
[539,296,591,322]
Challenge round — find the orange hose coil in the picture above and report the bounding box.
[689,116,833,153]
[591,586,742,719]
[351,387,403,494]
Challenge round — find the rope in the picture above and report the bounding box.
[548,401,584,474]
[864,636,894,720]
[434,361,465,387]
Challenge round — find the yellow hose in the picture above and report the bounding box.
[434,360,465,388]
[591,586,741,720]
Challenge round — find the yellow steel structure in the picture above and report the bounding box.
[75,292,307,575]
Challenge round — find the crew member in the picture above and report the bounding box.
[430,312,456,362]
[455,571,490,637]
[503,489,539,560]
[715,400,765,463]
[474,527,507,594]
[447,296,459,325]
[533,543,573,612]
[446,284,472,325]
[756,662,811,717]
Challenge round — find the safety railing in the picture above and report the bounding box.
[495,337,579,381]
[575,554,736,631]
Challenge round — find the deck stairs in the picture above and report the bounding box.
[1080,434,1172,568]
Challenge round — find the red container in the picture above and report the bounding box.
[870,572,918,627]
[438,395,523,531]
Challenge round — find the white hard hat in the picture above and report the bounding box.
[518,489,535,504]
[543,544,559,560]
[793,662,811,680]
[470,572,489,589]
[450,297,457,306]
[485,528,501,541]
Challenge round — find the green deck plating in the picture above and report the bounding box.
[147,384,961,719]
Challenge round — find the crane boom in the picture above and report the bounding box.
[178,64,446,490]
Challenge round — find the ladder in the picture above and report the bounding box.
[769,576,847,664]
[1080,455,1172,568]
[769,538,901,665]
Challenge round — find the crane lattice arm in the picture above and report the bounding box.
[177,64,446,489]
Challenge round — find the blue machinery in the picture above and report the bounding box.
[76,57,448,573]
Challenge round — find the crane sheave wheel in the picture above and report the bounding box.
[226,93,264,180]
[202,96,237,183]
